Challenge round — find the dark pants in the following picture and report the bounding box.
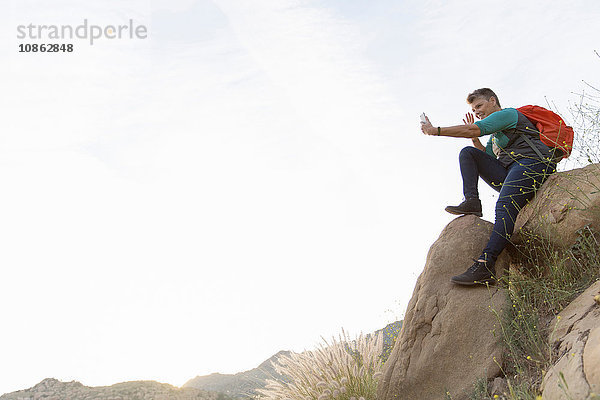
[458,146,556,264]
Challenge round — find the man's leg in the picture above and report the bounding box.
[451,157,555,285]
[480,158,557,264]
[446,146,507,216]
[459,146,507,196]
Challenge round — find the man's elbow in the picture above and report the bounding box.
[469,125,481,138]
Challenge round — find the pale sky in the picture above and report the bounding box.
[1,0,599,395]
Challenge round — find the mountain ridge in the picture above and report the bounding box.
[183,320,402,399]
[1,321,402,399]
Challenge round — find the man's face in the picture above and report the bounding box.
[470,97,497,120]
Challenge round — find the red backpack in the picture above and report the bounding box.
[517,105,574,160]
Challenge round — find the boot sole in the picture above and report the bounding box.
[445,208,483,217]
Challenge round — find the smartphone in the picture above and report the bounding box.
[420,113,427,124]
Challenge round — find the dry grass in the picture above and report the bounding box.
[257,330,385,400]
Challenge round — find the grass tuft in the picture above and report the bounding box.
[256,330,385,400]
[489,225,600,399]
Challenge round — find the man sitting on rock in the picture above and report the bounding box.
[420,88,557,285]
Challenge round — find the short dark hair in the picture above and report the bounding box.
[467,88,501,108]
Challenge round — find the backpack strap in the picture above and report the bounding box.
[521,133,546,161]
[513,109,549,162]
[523,126,564,162]
[499,126,555,165]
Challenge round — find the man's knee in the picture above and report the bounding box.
[459,146,478,161]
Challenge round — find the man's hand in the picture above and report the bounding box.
[420,115,437,136]
[463,113,475,125]
[463,112,484,150]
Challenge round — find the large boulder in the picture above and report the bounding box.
[541,281,600,400]
[378,215,507,400]
[512,163,600,251]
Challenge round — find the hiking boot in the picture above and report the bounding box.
[445,198,482,217]
[451,259,495,286]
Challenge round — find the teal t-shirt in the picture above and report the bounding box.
[473,108,552,167]
[474,108,518,157]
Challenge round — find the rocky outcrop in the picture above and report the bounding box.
[376,165,600,399]
[377,215,507,400]
[512,163,600,250]
[541,281,600,400]
[0,378,228,400]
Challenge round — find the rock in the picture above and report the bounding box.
[512,163,600,251]
[541,281,600,399]
[584,325,600,395]
[377,215,507,400]
[489,377,508,397]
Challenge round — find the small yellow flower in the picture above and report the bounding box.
[527,356,532,360]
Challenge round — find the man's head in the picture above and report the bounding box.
[467,88,502,120]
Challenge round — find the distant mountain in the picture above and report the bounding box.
[0,378,232,400]
[1,321,402,400]
[183,350,290,398]
[184,321,403,399]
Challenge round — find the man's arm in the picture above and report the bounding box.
[471,137,485,151]
[420,122,481,138]
[420,109,517,140]
[463,112,485,151]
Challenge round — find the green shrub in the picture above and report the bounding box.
[492,225,600,398]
